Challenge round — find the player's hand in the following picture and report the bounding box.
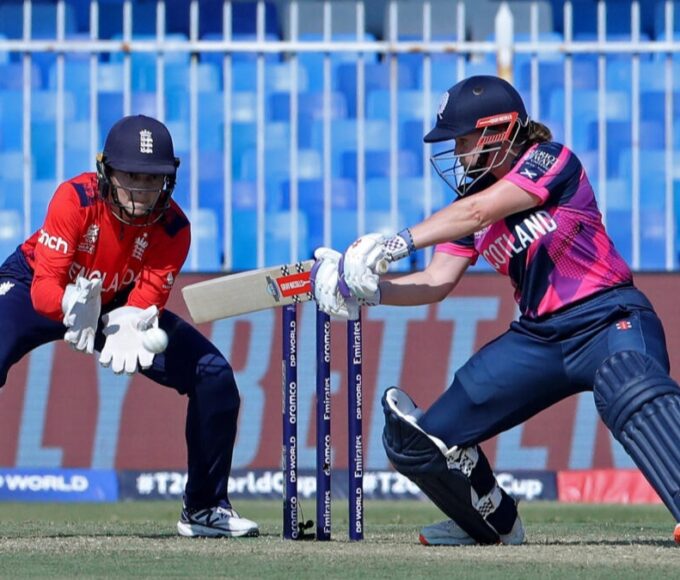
[62,276,103,355]
[99,305,162,374]
[311,247,360,321]
[339,229,415,299]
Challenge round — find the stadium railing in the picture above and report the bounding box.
[0,0,678,272]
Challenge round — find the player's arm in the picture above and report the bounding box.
[340,180,539,300]
[30,183,85,320]
[409,179,539,249]
[379,251,470,306]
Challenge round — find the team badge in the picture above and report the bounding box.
[615,320,632,331]
[140,129,153,154]
[132,233,150,260]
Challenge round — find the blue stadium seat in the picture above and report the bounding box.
[366,89,441,122]
[30,179,59,231]
[231,209,309,269]
[586,119,665,174]
[183,0,279,37]
[601,179,632,211]
[297,33,378,92]
[365,177,448,217]
[187,207,221,272]
[551,0,657,39]
[335,61,418,117]
[269,91,348,122]
[617,150,677,207]
[281,178,357,212]
[239,148,323,207]
[605,208,632,265]
[0,62,42,90]
[341,150,420,180]
[0,209,24,258]
[0,1,78,39]
[310,118,391,176]
[548,88,631,126]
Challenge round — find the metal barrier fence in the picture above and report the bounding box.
[0,0,678,271]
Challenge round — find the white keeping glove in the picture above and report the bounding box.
[339,229,414,300]
[311,247,361,321]
[62,276,103,354]
[99,305,160,375]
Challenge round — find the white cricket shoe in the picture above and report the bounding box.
[177,505,259,538]
[419,514,525,546]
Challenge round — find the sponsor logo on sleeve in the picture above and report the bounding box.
[38,228,69,254]
[516,147,560,183]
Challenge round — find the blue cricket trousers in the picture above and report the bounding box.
[0,249,240,510]
[419,285,671,448]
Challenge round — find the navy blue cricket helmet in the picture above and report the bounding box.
[97,115,180,225]
[425,75,529,196]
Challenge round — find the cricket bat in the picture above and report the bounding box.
[182,260,315,323]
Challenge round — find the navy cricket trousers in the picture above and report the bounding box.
[418,285,670,448]
[0,249,240,510]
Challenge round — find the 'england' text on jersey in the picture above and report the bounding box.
[68,262,140,293]
[481,210,557,270]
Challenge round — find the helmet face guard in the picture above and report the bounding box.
[430,112,524,197]
[97,156,176,227]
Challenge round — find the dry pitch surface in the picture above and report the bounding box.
[0,501,678,579]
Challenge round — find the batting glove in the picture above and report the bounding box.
[62,276,103,355]
[339,229,414,300]
[311,247,361,320]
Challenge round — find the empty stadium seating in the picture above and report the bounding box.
[1,0,680,271]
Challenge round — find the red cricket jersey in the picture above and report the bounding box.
[20,172,191,321]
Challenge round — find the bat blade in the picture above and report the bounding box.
[182,260,315,323]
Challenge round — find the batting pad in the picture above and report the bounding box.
[382,388,500,544]
[595,350,680,521]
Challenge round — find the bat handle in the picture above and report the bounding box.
[375,258,389,274]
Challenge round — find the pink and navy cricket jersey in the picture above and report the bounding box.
[435,142,632,318]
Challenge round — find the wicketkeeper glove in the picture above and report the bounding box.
[62,276,103,355]
[99,305,160,375]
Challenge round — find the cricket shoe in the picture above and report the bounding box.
[177,505,259,538]
[674,523,680,545]
[419,514,525,546]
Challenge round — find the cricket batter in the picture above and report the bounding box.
[313,75,680,545]
[0,115,258,538]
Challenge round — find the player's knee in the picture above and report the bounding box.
[195,356,240,412]
[594,350,679,436]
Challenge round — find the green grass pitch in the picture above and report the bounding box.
[0,500,677,578]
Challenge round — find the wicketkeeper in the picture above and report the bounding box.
[0,115,258,538]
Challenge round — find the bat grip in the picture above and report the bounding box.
[375,259,389,274]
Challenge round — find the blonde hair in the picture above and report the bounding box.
[523,120,552,144]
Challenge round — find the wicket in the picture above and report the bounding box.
[282,304,364,541]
